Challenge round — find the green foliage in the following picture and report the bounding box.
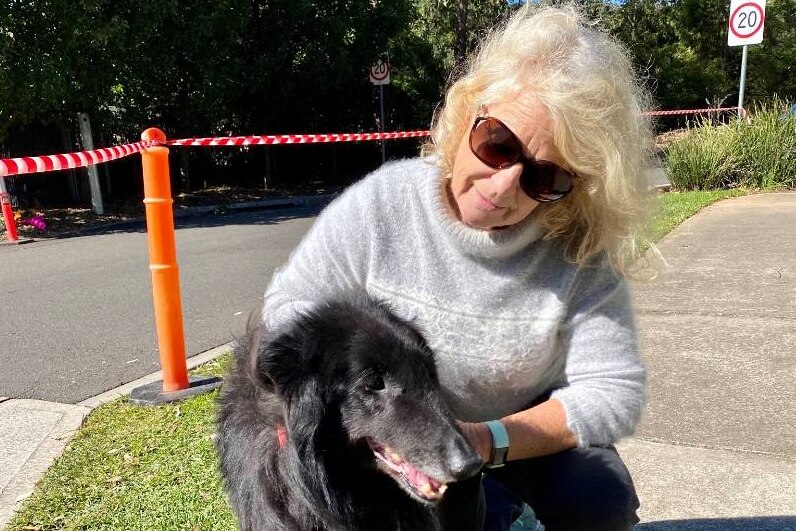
[665,102,796,190]
[596,0,796,115]
[390,0,512,127]
[0,0,420,141]
[744,0,796,103]
[665,120,742,190]
[735,102,796,188]
[1,0,795,202]
[0,0,128,136]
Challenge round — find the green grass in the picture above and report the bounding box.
[649,188,748,242]
[6,189,754,530]
[6,357,236,531]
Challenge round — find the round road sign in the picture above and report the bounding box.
[369,59,391,85]
[728,0,766,46]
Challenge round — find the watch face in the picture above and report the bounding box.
[488,446,509,468]
[484,420,510,468]
[496,447,509,463]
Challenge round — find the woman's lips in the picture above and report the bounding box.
[473,190,503,212]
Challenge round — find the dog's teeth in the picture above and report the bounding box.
[437,484,447,495]
[387,450,402,462]
[420,483,433,495]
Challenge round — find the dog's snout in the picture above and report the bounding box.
[448,435,483,480]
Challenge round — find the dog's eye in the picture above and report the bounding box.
[364,374,385,392]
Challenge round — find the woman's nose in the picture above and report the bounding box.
[489,163,523,198]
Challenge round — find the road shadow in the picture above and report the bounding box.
[637,516,796,531]
[50,201,329,239]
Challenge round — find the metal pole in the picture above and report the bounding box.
[380,84,386,163]
[738,44,749,117]
[78,112,105,215]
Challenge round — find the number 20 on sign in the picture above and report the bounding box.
[728,0,766,46]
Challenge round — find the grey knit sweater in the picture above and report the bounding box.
[264,157,646,447]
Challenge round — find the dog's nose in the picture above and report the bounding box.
[452,453,484,480]
[448,436,483,480]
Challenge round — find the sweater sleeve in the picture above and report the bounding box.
[550,265,646,447]
[263,180,372,330]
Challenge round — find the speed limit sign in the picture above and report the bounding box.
[369,58,391,86]
[728,0,766,46]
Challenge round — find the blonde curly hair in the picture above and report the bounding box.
[424,4,655,274]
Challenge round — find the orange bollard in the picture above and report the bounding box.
[1,191,19,242]
[140,127,189,392]
[130,127,220,405]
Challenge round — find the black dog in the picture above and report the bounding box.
[216,292,482,531]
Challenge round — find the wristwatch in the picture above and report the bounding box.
[484,420,509,468]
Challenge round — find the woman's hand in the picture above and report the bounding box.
[457,400,578,465]
[457,421,492,463]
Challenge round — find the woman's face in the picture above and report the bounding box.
[447,95,568,231]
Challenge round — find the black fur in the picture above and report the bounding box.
[216,292,482,531]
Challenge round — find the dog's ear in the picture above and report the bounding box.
[257,328,351,518]
[242,311,275,393]
[283,378,355,523]
[243,303,314,395]
[252,325,312,396]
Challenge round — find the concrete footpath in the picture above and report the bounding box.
[2,192,795,529]
[621,192,796,530]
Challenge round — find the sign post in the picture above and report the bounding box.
[78,112,105,215]
[727,0,766,116]
[369,56,391,163]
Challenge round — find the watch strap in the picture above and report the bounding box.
[484,420,509,468]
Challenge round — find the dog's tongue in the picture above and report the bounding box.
[402,465,441,491]
[367,439,446,499]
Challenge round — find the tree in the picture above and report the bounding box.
[745,0,796,102]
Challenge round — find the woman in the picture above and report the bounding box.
[263,5,654,530]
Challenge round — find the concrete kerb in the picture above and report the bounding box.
[167,193,336,221]
[0,341,236,528]
[77,340,236,409]
[0,400,93,527]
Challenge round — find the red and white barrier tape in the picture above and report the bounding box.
[642,107,740,116]
[166,130,430,147]
[0,140,161,178]
[0,106,747,178]
[0,131,430,178]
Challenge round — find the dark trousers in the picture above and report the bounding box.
[436,446,640,531]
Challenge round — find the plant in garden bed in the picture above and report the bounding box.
[664,100,796,191]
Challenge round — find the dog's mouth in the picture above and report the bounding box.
[366,438,448,502]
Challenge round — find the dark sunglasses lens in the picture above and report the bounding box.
[520,163,574,203]
[470,118,522,168]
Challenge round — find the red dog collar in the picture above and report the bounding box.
[276,424,287,448]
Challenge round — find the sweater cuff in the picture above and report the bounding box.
[551,394,586,447]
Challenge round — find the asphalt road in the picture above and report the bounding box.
[0,206,320,404]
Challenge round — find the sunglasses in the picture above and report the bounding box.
[468,116,575,203]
